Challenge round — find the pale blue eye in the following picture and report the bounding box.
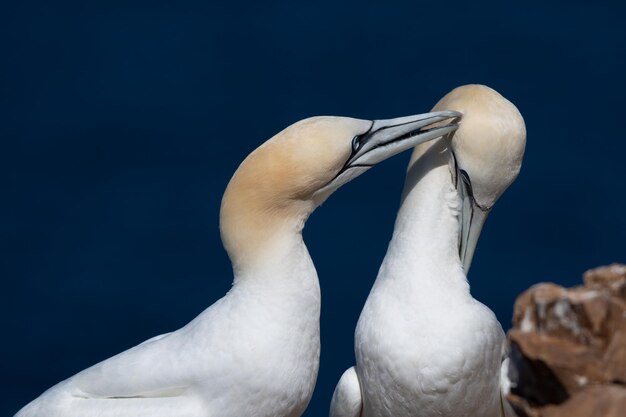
[352,136,360,153]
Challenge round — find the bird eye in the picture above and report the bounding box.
[352,136,360,153]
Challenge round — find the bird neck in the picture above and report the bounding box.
[219,175,317,286]
[382,138,469,295]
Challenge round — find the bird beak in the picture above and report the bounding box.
[316,111,461,198]
[459,202,488,274]
[348,111,462,168]
[454,161,490,274]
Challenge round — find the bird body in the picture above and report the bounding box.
[18,227,321,417]
[354,139,504,417]
[331,85,525,417]
[17,113,460,417]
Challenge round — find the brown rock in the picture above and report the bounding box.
[506,264,626,416]
[583,264,626,290]
[542,385,626,417]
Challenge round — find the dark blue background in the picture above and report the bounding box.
[3,1,625,414]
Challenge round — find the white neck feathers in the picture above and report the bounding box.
[381,139,468,295]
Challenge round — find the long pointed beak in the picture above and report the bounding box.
[313,111,460,201]
[456,167,490,273]
[348,110,462,167]
[459,201,489,273]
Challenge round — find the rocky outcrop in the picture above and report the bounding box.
[506,264,626,417]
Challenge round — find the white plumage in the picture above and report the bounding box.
[16,113,459,417]
[330,85,526,417]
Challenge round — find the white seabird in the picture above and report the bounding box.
[15,112,460,417]
[330,85,526,417]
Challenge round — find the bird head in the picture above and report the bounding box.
[220,112,460,268]
[432,84,526,272]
